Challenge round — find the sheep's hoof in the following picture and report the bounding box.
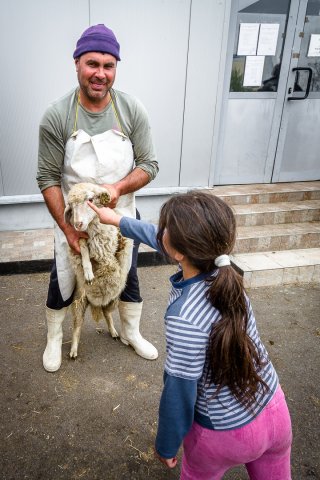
[100,192,111,206]
[69,350,78,359]
[84,269,94,284]
[110,328,119,339]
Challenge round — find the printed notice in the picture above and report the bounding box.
[257,23,279,56]
[243,56,265,86]
[237,23,260,56]
[308,34,320,57]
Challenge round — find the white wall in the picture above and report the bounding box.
[180,0,226,186]
[90,0,191,188]
[0,0,88,196]
[0,0,229,230]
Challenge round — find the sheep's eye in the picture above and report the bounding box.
[88,197,94,203]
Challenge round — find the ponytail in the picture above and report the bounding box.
[207,265,268,408]
[156,191,269,409]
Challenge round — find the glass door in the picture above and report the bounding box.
[214,0,320,185]
[272,0,320,181]
[215,0,296,184]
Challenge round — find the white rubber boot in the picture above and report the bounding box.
[119,301,158,360]
[43,306,68,372]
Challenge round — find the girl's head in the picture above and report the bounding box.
[156,191,236,271]
[157,191,268,408]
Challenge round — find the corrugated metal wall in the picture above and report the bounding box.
[0,0,228,230]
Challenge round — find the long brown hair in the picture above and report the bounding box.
[156,191,268,408]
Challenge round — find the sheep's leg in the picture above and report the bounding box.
[89,304,118,338]
[70,292,88,359]
[79,238,94,284]
[102,304,119,338]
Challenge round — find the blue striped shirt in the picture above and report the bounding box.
[166,272,278,428]
[120,217,279,458]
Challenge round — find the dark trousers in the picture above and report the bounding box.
[46,211,142,310]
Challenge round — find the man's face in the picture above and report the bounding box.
[75,52,117,104]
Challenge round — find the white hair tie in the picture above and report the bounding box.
[214,254,231,267]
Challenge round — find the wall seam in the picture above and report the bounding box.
[178,0,193,187]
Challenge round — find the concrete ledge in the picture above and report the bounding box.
[0,259,54,275]
[232,248,320,287]
[0,251,171,276]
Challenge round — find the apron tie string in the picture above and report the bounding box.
[73,89,125,136]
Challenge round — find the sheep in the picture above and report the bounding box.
[64,182,133,359]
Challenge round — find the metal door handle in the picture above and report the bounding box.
[288,67,313,100]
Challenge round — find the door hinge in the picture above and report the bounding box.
[292,53,300,58]
[299,32,304,38]
[305,16,309,23]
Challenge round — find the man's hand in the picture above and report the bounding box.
[87,202,122,227]
[41,186,88,255]
[63,224,88,255]
[154,451,177,469]
[101,167,151,208]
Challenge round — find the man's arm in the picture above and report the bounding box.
[104,93,158,208]
[42,186,87,254]
[37,104,66,193]
[102,167,150,208]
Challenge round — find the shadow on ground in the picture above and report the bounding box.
[0,266,319,479]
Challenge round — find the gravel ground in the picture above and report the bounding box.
[0,266,319,479]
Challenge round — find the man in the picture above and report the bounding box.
[37,24,159,372]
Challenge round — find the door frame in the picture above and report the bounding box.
[272,0,312,181]
[212,0,302,186]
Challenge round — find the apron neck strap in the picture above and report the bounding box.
[110,91,125,135]
[73,91,80,134]
[73,89,125,136]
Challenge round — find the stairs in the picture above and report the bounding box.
[211,181,320,288]
[1,181,319,286]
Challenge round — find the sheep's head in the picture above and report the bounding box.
[64,183,111,232]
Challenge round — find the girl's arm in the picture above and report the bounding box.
[87,203,161,252]
[119,216,160,252]
[155,315,208,466]
[155,372,197,462]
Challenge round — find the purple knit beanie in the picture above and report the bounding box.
[73,24,121,60]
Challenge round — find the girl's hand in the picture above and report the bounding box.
[154,451,177,469]
[87,202,122,227]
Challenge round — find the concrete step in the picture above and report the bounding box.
[212,181,320,205]
[0,228,166,274]
[233,200,320,226]
[212,183,320,287]
[231,248,320,288]
[1,182,320,286]
[235,222,320,253]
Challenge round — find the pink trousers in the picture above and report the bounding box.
[180,386,292,480]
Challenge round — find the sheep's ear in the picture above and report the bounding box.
[99,189,111,206]
[64,204,72,224]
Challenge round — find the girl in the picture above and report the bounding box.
[88,191,292,480]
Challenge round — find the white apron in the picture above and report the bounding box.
[55,127,135,301]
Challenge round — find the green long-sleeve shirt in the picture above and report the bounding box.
[37,87,158,192]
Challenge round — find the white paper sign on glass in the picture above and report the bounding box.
[237,23,260,56]
[307,34,320,57]
[257,23,279,56]
[243,56,265,87]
